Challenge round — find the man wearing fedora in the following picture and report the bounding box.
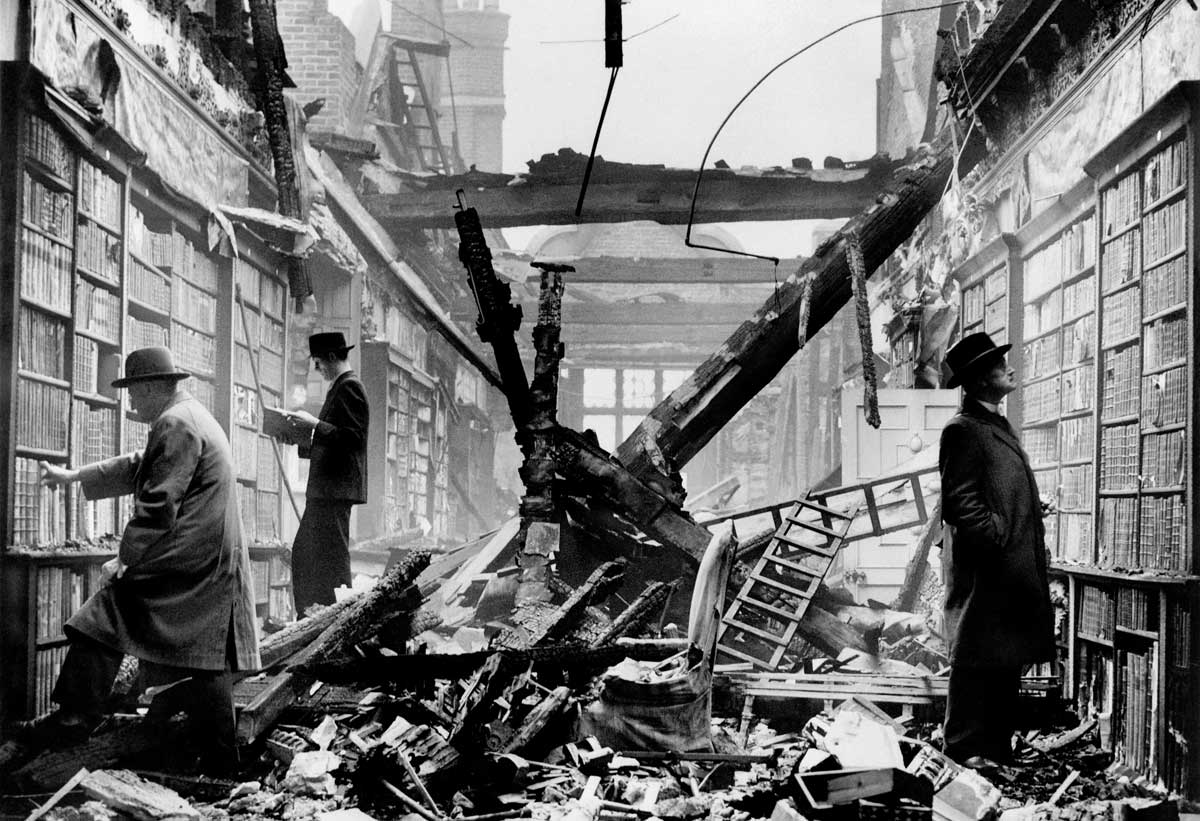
[284,332,369,615]
[939,331,1055,771]
[28,347,260,767]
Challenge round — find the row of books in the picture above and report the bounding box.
[1140,430,1185,488]
[1102,344,1140,419]
[1057,511,1094,563]
[234,343,256,386]
[1062,276,1095,324]
[251,558,271,602]
[76,220,122,285]
[16,378,70,453]
[75,281,121,343]
[1023,288,1062,338]
[127,206,174,267]
[71,487,117,542]
[1060,463,1094,510]
[71,399,118,468]
[1023,215,1096,299]
[18,306,67,380]
[1144,139,1186,203]
[237,485,281,545]
[1141,367,1187,429]
[1144,199,1186,265]
[1062,365,1095,415]
[1143,316,1187,371]
[984,297,1006,335]
[189,376,216,414]
[74,335,98,395]
[1100,423,1139,490]
[20,227,73,313]
[1116,586,1156,632]
[961,283,985,327]
[1024,374,1060,423]
[1139,495,1187,572]
[1102,174,1141,238]
[170,233,219,294]
[11,457,66,546]
[1064,312,1095,365]
[78,160,121,230]
[1101,230,1140,292]
[127,316,169,350]
[124,416,151,449]
[172,322,216,378]
[33,644,69,719]
[263,317,286,353]
[1169,597,1192,668]
[1023,332,1061,380]
[24,114,75,181]
[174,279,218,334]
[33,562,104,642]
[23,171,73,240]
[1117,647,1155,772]
[261,349,284,390]
[234,384,260,428]
[257,438,280,492]
[128,257,172,313]
[233,426,258,480]
[1143,256,1187,317]
[1061,414,1095,462]
[984,268,1006,304]
[1080,584,1117,639]
[1102,287,1139,343]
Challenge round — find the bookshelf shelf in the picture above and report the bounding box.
[20,219,72,249]
[1063,263,1097,287]
[1140,485,1185,495]
[126,246,166,276]
[1144,303,1187,324]
[24,159,73,193]
[1099,489,1138,497]
[20,295,71,321]
[1101,278,1140,299]
[75,327,118,348]
[1144,357,1188,377]
[1062,408,1094,421]
[127,296,170,322]
[170,314,214,338]
[1061,457,1095,467]
[76,267,119,291]
[15,445,68,460]
[1145,246,1187,271]
[1102,219,1139,244]
[1144,183,1186,215]
[1024,325,1063,345]
[18,370,70,390]
[1142,421,1186,435]
[1101,413,1140,426]
[35,636,70,650]
[1078,632,1115,648]
[77,210,121,238]
[1101,333,1140,352]
[74,392,117,408]
[1114,625,1159,641]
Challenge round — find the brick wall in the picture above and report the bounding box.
[277,0,360,133]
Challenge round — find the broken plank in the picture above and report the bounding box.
[501,685,572,755]
[14,718,170,790]
[80,769,199,821]
[25,767,89,821]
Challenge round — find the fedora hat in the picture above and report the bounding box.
[944,331,1012,389]
[309,331,354,357]
[111,346,191,388]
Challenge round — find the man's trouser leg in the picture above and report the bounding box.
[291,499,353,616]
[51,632,123,721]
[142,663,237,769]
[943,663,1021,763]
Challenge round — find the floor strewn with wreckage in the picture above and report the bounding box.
[0,529,1188,821]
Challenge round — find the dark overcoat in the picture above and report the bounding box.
[302,370,368,504]
[939,397,1055,668]
[66,391,261,672]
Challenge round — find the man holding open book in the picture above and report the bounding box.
[274,332,369,616]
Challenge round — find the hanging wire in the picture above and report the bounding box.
[393,4,474,48]
[684,1,968,265]
[575,65,621,217]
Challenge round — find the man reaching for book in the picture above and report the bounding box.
[16,347,260,769]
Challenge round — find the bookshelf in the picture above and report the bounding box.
[361,341,413,538]
[1019,210,1097,564]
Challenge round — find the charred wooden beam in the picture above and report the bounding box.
[588,581,676,648]
[516,263,569,605]
[615,137,955,482]
[497,560,628,650]
[500,685,571,755]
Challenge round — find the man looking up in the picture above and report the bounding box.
[938,331,1055,770]
[28,347,260,768]
[286,332,369,615]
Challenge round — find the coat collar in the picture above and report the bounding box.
[961,396,1026,459]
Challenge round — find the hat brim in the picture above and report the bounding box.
[111,371,191,389]
[945,343,1011,389]
[310,344,356,357]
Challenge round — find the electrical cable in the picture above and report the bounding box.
[684,1,967,266]
[575,65,621,218]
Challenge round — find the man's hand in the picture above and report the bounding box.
[100,557,126,586]
[40,461,79,488]
[1040,495,1058,517]
[289,410,319,431]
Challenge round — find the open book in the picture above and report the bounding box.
[263,407,310,446]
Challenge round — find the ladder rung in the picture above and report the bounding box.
[797,498,855,520]
[722,618,791,645]
[730,596,811,622]
[746,572,817,599]
[714,642,774,669]
[783,517,842,540]
[760,553,825,578]
[773,530,833,553]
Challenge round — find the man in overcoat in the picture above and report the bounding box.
[285,332,369,615]
[29,347,261,764]
[939,332,1055,769]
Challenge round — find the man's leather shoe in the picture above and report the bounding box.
[962,755,1002,771]
[7,709,98,749]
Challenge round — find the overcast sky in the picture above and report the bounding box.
[498,1,885,257]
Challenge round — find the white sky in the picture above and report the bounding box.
[499,1,884,257]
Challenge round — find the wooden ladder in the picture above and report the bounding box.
[388,37,455,174]
[716,498,860,670]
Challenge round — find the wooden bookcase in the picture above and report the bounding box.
[360,340,413,539]
[0,93,291,718]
